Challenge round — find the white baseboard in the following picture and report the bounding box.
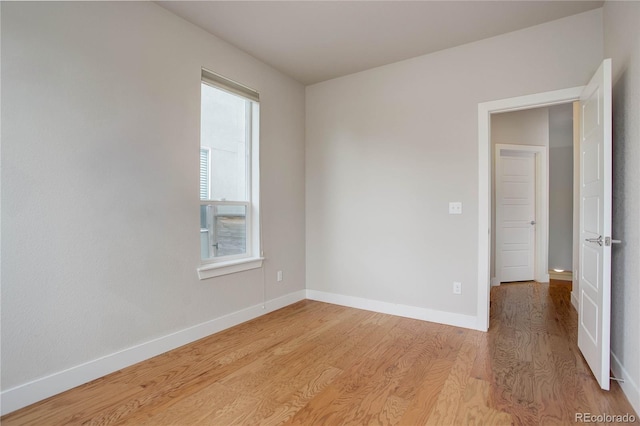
[611,351,640,416]
[0,290,306,416]
[571,291,579,311]
[491,277,500,287]
[305,289,481,331]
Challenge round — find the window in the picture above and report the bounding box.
[198,69,261,279]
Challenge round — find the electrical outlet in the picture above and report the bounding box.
[277,270,283,282]
[449,202,463,215]
[453,281,462,294]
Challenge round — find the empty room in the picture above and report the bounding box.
[2,1,639,424]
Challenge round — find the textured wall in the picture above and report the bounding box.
[548,146,573,271]
[491,107,549,281]
[548,103,575,272]
[306,10,603,317]
[1,1,305,391]
[604,0,640,413]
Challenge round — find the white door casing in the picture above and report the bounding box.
[478,86,582,331]
[578,58,612,391]
[572,101,582,310]
[496,149,536,282]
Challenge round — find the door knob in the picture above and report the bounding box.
[530,221,536,225]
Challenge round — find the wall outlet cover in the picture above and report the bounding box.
[449,202,463,215]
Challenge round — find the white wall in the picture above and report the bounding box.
[490,107,549,281]
[548,104,574,272]
[1,1,305,412]
[604,0,640,414]
[491,108,550,147]
[306,10,602,323]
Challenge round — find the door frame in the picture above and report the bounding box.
[477,86,583,331]
[494,143,548,285]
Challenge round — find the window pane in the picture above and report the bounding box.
[200,204,247,259]
[201,83,249,202]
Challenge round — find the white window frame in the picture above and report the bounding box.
[198,69,262,279]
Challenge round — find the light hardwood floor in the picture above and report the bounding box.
[2,281,637,425]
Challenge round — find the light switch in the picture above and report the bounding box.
[449,202,462,215]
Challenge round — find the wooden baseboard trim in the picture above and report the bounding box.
[0,290,307,416]
[305,289,481,331]
[548,270,572,281]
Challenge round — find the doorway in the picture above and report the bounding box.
[479,60,613,391]
[476,87,583,331]
[490,102,575,287]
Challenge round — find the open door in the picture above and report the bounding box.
[578,58,613,390]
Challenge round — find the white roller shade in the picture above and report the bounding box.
[201,68,259,103]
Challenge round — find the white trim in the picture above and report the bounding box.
[478,86,584,332]
[611,351,640,416]
[0,290,306,416]
[571,291,579,311]
[491,277,501,287]
[201,200,250,207]
[572,101,581,314]
[251,102,261,258]
[197,257,263,280]
[495,143,548,284]
[306,290,481,331]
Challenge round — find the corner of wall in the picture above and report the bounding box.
[0,290,307,416]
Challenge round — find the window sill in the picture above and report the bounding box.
[197,257,264,280]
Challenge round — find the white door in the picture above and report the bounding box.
[496,149,536,283]
[578,58,612,391]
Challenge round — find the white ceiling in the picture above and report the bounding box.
[158,1,603,85]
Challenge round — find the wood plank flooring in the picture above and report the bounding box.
[3,281,637,425]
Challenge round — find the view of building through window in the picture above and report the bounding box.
[200,82,253,260]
